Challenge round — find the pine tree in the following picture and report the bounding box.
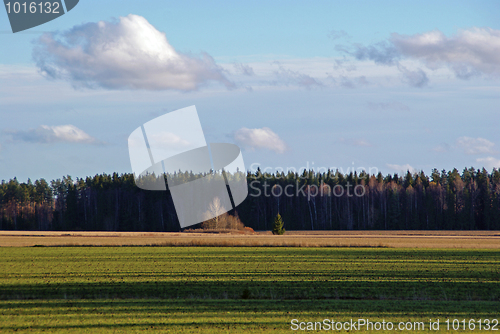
[272,213,285,235]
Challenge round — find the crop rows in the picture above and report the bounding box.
[0,247,498,301]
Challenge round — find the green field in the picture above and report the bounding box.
[0,247,499,332]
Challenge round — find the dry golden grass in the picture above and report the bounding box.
[0,230,498,248]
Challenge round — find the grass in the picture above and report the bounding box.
[1,230,499,248]
[0,247,499,300]
[0,299,498,333]
[0,246,499,332]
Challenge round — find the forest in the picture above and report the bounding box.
[1,167,499,231]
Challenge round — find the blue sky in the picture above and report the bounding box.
[1,1,500,182]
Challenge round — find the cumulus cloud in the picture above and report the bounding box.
[456,137,496,155]
[342,27,500,84]
[7,125,99,144]
[476,157,500,170]
[234,127,287,153]
[33,14,234,91]
[391,28,500,79]
[387,163,416,174]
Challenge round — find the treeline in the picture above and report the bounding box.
[1,167,499,231]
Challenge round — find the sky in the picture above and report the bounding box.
[1,0,500,182]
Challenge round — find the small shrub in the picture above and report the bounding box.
[201,212,245,231]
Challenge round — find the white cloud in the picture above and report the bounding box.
[392,28,500,79]
[476,157,500,170]
[456,137,496,155]
[7,125,98,144]
[342,27,500,85]
[234,127,287,153]
[33,14,234,91]
[387,163,416,174]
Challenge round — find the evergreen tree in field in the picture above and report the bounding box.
[272,213,285,235]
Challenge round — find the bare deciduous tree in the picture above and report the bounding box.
[201,197,244,231]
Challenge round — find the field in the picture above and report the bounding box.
[0,241,499,333]
[1,230,499,248]
[1,299,498,333]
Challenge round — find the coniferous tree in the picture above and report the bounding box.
[2,168,500,232]
[272,213,285,235]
